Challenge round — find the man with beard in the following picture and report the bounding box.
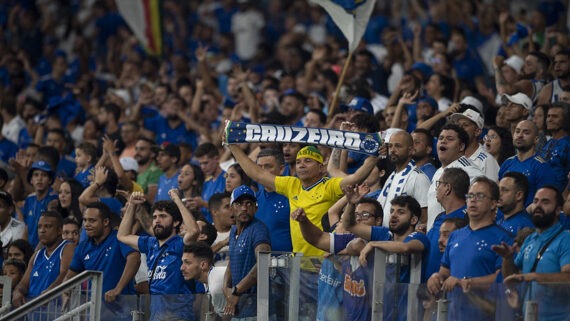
[278,90,306,126]
[411,128,436,181]
[118,190,200,320]
[134,137,162,201]
[493,52,550,103]
[538,50,570,105]
[65,202,140,318]
[142,94,199,149]
[223,185,271,319]
[426,124,483,230]
[497,172,534,235]
[538,102,570,191]
[344,194,429,321]
[499,120,556,205]
[494,186,570,321]
[425,168,469,278]
[377,130,430,227]
[427,177,513,321]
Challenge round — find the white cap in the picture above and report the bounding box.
[502,93,532,111]
[449,109,484,129]
[119,157,139,172]
[108,89,132,105]
[504,55,524,74]
[460,96,484,114]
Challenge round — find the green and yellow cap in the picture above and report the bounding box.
[296,146,323,164]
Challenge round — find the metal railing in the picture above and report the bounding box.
[0,276,12,316]
[2,270,103,321]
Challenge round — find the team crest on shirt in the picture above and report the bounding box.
[149,265,167,280]
[84,254,90,260]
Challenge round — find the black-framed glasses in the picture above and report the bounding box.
[465,193,491,201]
[435,180,449,188]
[355,212,375,220]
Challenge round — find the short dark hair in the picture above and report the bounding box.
[152,200,182,224]
[198,223,218,246]
[307,108,327,125]
[3,258,26,275]
[101,103,121,122]
[442,217,468,230]
[537,185,564,207]
[548,102,570,132]
[85,202,113,221]
[352,112,380,133]
[102,168,119,196]
[503,171,530,202]
[472,176,500,201]
[390,195,422,222]
[208,192,231,212]
[357,198,383,221]
[528,51,550,71]
[440,123,470,151]
[62,217,81,228]
[76,142,98,163]
[442,168,470,200]
[183,241,214,265]
[412,128,433,144]
[194,143,219,158]
[257,149,285,167]
[40,211,63,228]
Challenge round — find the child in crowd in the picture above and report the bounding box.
[74,142,97,188]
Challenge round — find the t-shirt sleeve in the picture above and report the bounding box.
[405,232,430,250]
[137,235,150,254]
[326,177,344,200]
[370,226,391,241]
[69,244,85,273]
[120,239,137,258]
[143,116,160,133]
[251,222,271,249]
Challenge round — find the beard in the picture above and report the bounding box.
[498,202,516,215]
[153,223,174,240]
[390,220,412,236]
[515,143,533,153]
[531,207,557,229]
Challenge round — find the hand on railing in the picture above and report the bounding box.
[12,288,25,307]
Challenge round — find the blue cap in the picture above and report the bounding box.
[27,161,55,184]
[341,97,373,114]
[410,62,433,79]
[230,185,257,205]
[418,96,438,110]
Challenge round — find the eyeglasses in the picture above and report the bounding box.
[483,134,498,142]
[355,212,375,220]
[232,200,256,209]
[465,193,491,201]
[435,180,449,188]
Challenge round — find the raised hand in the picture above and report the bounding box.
[129,191,147,205]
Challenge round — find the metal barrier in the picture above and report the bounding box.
[2,270,103,321]
[0,276,12,316]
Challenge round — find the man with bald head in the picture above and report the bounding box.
[499,120,557,205]
[377,130,431,227]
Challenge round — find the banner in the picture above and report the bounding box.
[309,0,376,52]
[224,121,381,156]
[116,0,163,56]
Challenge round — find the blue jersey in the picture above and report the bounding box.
[370,226,392,241]
[515,223,570,321]
[28,240,70,299]
[426,206,467,277]
[0,138,18,163]
[255,186,292,252]
[74,165,94,188]
[22,189,59,247]
[154,171,180,202]
[442,224,512,278]
[70,230,136,294]
[56,156,77,179]
[143,116,198,150]
[452,50,484,87]
[539,136,570,191]
[200,171,226,223]
[138,235,194,321]
[316,257,343,321]
[497,210,534,236]
[499,155,557,205]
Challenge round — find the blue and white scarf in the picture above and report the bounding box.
[377,160,415,206]
[224,121,382,156]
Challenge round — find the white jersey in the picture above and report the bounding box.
[469,145,499,181]
[0,218,26,249]
[427,156,484,230]
[377,162,431,227]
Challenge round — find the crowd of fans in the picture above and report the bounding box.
[1,0,570,320]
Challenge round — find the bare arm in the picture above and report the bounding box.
[228,143,275,190]
[117,195,142,251]
[367,239,425,254]
[105,251,141,302]
[338,156,378,189]
[103,136,134,192]
[233,242,271,295]
[291,208,331,252]
[12,252,36,306]
[391,91,417,129]
[417,103,460,130]
[78,166,107,206]
[169,189,200,245]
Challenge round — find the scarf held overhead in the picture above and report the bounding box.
[224,121,382,156]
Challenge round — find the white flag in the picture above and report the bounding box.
[310,0,376,52]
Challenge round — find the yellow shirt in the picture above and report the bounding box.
[132,181,144,193]
[275,176,343,257]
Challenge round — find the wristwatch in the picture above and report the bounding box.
[232,286,240,296]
